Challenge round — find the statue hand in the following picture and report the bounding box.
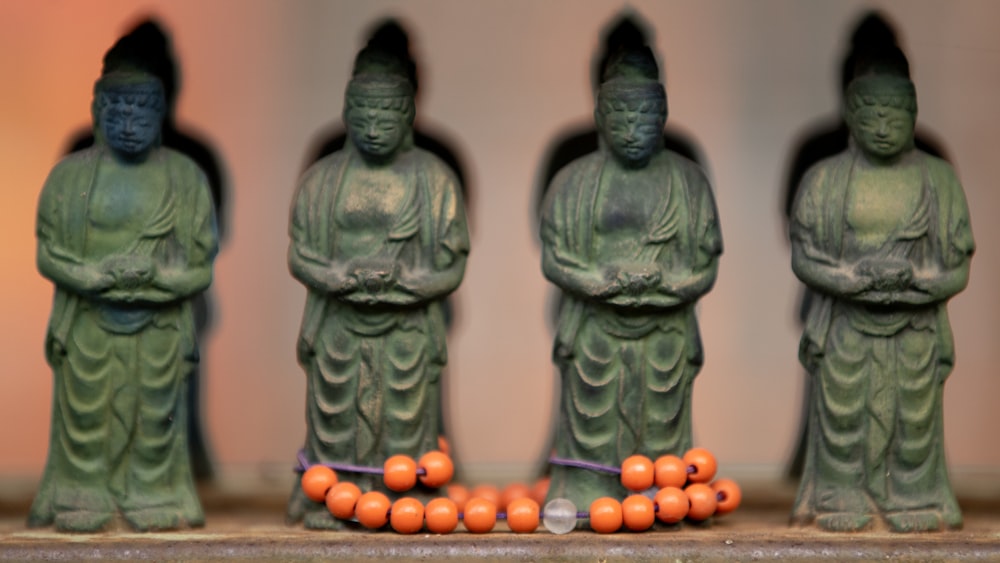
[102,254,156,290]
[615,264,661,295]
[858,258,912,292]
[351,259,396,295]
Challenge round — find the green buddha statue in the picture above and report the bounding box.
[540,71,722,512]
[790,73,973,532]
[30,70,217,532]
[286,72,469,529]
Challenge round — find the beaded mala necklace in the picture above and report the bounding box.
[295,446,740,534]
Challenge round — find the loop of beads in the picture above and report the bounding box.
[296,446,740,534]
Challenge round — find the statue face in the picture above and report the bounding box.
[850,105,914,161]
[100,96,161,160]
[600,109,663,166]
[346,105,408,161]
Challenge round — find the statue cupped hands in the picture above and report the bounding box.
[101,254,156,291]
[855,257,913,293]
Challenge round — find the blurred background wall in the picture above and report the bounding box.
[2,0,998,487]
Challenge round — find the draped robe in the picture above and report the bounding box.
[287,147,468,524]
[790,148,973,530]
[30,146,217,529]
[541,150,721,508]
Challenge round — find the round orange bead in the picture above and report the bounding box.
[325,481,362,519]
[685,483,718,521]
[437,435,451,456]
[531,477,551,505]
[620,455,655,492]
[390,497,425,534]
[463,497,497,533]
[425,497,459,534]
[447,484,470,512]
[356,491,391,529]
[654,486,689,524]
[383,454,418,492]
[621,494,655,531]
[418,451,454,488]
[505,497,540,533]
[711,478,742,516]
[653,454,688,489]
[589,497,623,534]
[500,482,531,511]
[301,465,338,503]
[469,484,501,508]
[682,447,718,484]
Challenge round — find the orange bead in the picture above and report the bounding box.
[447,484,470,512]
[620,455,655,492]
[462,497,497,533]
[437,435,451,456]
[383,454,418,492]
[685,483,718,521]
[505,497,540,533]
[653,455,688,489]
[621,494,655,531]
[469,484,501,508]
[325,481,362,519]
[531,477,550,505]
[418,451,454,488]
[500,482,531,511]
[425,497,459,534]
[356,491,391,529]
[654,486,689,524]
[711,478,742,516]
[301,465,338,503]
[589,497,623,534]
[390,497,425,534]
[682,447,718,484]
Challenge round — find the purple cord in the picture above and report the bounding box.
[295,449,426,475]
[548,456,620,474]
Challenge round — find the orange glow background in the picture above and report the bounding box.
[2,1,999,488]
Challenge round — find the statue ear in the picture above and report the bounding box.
[841,103,855,131]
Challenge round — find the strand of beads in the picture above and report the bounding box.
[296,446,740,534]
[297,449,454,503]
[544,446,742,533]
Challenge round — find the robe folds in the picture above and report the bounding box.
[541,150,721,508]
[31,146,217,528]
[790,148,974,529]
[287,146,468,523]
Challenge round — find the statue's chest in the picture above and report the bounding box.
[335,167,409,232]
[595,170,665,237]
[89,160,167,236]
[846,164,924,247]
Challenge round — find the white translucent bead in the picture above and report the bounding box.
[542,498,578,535]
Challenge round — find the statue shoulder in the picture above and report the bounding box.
[159,147,210,184]
[916,151,961,186]
[662,150,711,185]
[407,147,460,186]
[800,151,853,190]
[41,148,101,200]
[550,152,604,189]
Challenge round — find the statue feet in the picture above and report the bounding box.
[303,510,351,530]
[54,509,114,533]
[885,510,943,533]
[123,508,182,532]
[816,512,872,532]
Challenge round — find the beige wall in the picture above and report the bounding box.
[2,0,998,484]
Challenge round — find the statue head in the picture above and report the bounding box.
[595,76,666,167]
[343,72,415,163]
[92,70,166,162]
[844,73,916,163]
